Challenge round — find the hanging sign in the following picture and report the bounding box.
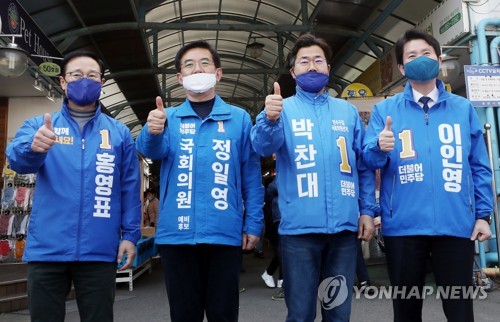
[341,83,373,98]
[417,0,469,46]
[0,0,62,68]
[39,61,61,76]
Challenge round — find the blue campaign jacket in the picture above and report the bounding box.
[6,101,142,262]
[251,87,378,235]
[135,96,264,246]
[362,81,493,238]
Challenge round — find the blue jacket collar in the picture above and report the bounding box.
[403,79,450,104]
[176,95,232,120]
[61,99,102,119]
[295,86,330,105]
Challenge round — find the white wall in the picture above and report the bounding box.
[7,97,60,141]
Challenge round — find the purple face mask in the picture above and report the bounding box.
[295,71,329,93]
[66,78,102,106]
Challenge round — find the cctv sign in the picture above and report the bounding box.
[464,65,500,107]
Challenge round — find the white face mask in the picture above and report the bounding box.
[182,73,217,93]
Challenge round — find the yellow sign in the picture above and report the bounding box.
[39,62,61,77]
[355,60,381,94]
[341,83,373,98]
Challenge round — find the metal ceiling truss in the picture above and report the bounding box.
[9,0,454,139]
[49,13,389,97]
[42,0,405,132]
[330,0,404,74]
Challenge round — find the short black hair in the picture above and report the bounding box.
[287,34,333,68]
[395,29,441,65]
[174,40,221,72]
[60,51,106,75]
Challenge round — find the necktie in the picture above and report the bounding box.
[419,96,431,114]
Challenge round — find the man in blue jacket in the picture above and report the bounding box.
[6,51,141,322]
[362,28,493,322]
[136,40,263,322]
[251,33,378,322]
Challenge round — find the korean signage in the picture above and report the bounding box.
[464,65,500,107]
[417,0,469,46]
[0,0,61,69]
[354,61,381,94]
[341,83,373,98]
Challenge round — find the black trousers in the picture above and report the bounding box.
[27,262,117,322]
[355,239,370,284]
[266,222,282,279]
[159,244,242,322]
[384,236,475,322]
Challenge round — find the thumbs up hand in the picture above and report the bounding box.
[31,113,56,153]
[147,96,167,135]
[265,82,283,122]
[378,116,395,152]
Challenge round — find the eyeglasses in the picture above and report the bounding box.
[295,57,327,67]
[66,70,102,81]
[181,59,214,72]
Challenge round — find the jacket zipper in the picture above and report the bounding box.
[390,174,396,217]
[468,175,473,214]
[64,105,99,261]
[317,97,330,228]
[425,115,436,233]
[76,137,85,260]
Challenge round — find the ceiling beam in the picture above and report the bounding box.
[330,0,404,73]
[52,22,312,43]
[158,52,273,70]
[51,20,384,50]
[106,68,290,80]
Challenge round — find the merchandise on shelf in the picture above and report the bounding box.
[0,160,35,264]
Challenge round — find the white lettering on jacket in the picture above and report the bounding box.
[438,124,462,193]
[177,138,194,211]
[292,119,318,198]
[93,153,115,218]
[211,139,231,210]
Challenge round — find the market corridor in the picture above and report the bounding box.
[3,247,500,322]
